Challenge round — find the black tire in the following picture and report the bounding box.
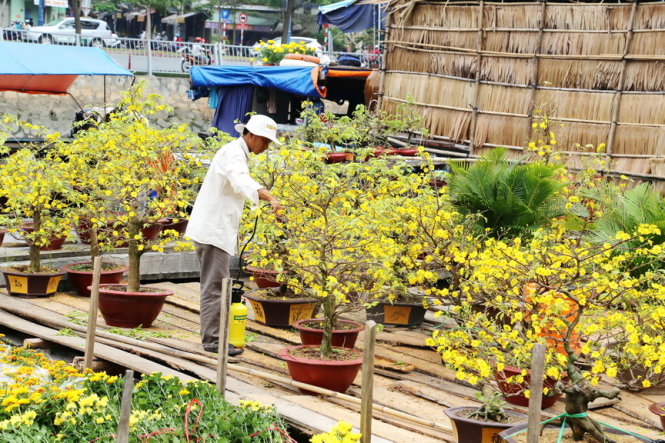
[181,59,191,72]
[90,38,105,48]
[40,34,53,44]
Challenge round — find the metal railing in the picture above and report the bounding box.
[1,28,380,74]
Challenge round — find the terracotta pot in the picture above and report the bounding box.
[245,266,281,288]
[158,217,188,235]
[243,291,319,327]
[1,268,64,297]
[366,301,426,326]
[96,284,172,328]
[498,421,652,442]
[278,345,362,393]
[443,406,527,443]
[61,262,128,297]
[494,366,562,409]
[648,402,665,431]
[292,318,364,349]
[326,152,349,164]
[20,223,67,251]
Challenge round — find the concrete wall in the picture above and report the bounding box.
[0,75,215,137]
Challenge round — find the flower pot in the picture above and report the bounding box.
[366,301,426,326]
[158,217,188,235]
[1,268,64,297]
[113,222,164,248]
[393,148,419,156]
[278,345,362,393]
[443,406,527,443]
[61,262,128,297]
[325,152,350,164]
[494,366,562,409]
[245,266,281,288]
[648,402,665,431]
[76,217,118,245]
[20,223,67,251]
[498,421,652,442]
[292,318,364,349]
[243,291,319,327]
[96,283,172,328]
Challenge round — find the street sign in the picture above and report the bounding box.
[81,0,91,16]
[221,9,230,20]
[237,12,248,24]
[237,23,249,30]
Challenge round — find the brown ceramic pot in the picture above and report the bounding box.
[20,223,67,250]
[365,301,426,326]
[61,262,128,297]
[1,268,64,297]
[292,318,364,349]
[443,406,527,443]
[243,291,319,327]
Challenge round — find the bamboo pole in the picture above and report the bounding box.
[526,0,548,140]
[360,321,378,443]
[216,277,232,396]
[527,344,546,443]
[468,0,485,155]
[84,256,102,370]
[377,7,391,112]
[388,25,665,34]
[606,0,639,159]
[117,369,134,443]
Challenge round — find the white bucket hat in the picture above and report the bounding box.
[234,115,282,145]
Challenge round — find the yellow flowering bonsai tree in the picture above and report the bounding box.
[60,84,202,293]
[257,142,411,356]
[252,39,317,65]
[428,217,665,441]
[0,118,73,274]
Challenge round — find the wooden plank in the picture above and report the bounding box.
[376,329,429,348]
[0,309,196,380]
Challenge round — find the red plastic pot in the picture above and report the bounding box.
[96,283,172,328]
[158,217,188,235]
[326,152,349,164]
[648,402,665,431]
[2,268,64,297]
[494,366,562,409]
[61,262,128,297]
[245,266,281,288]
[20,223,67,250]
[278,345,363,393]
[292,318,364,349]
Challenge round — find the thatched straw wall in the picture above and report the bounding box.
[383,0,665,181]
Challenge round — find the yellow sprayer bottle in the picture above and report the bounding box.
[229,290,248,348]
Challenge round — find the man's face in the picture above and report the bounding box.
[246,132,272,154]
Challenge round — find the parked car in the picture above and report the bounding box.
[23,18,113,47]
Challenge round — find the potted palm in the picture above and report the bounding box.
[61,84,201,327]
[0,120,73,297]
[262,143,410,392]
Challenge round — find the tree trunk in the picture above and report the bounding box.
[320,294,336,356]
[281,0,295,42]
[127,219,142,293]
[29,211,41,272]
[72,0,81,39]
[90,227,99,264]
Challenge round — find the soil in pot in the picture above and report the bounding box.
[1,265,64,297]
[96,284,172,328]
[243,289,319,327]
[278,345,363,394]
[444,406,527,443]
[292,318,364,348]
[61,262,128,298]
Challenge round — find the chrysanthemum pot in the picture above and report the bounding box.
[278,345,363,394]
[443,406,527,443]
[292,318,364,349]
[1,267,64,297]
[61,262,128,297]
[96,283,172,328]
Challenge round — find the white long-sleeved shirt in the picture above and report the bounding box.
[185,137,263,255]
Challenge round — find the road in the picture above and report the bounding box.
[106,49,251,74]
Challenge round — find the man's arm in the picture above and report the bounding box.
[258,188,284,215]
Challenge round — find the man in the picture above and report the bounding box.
[186,115,283,356]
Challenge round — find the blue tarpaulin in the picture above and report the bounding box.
[317,0,386,33]
[190,65,323,98]
[0,41,133,94]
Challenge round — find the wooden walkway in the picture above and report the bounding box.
[0,281,663,442]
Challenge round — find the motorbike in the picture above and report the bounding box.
[178,46,213,72]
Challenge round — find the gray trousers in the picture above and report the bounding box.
[194,241,230,350]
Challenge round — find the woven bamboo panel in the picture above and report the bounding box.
[384,0,665,178]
